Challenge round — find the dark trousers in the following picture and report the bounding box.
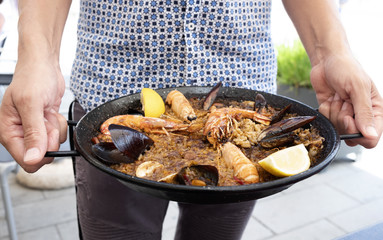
[72,101,256,240]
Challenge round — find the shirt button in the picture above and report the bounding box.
[186,22,196,31]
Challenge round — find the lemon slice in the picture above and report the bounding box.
[258,144,310,177]
[140,88,165,117]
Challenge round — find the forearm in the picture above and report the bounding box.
[17,0,72,64]
[282,0,351,66]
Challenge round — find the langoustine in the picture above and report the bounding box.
[203,107,271,147]
[100,114,192,135]
[221,142,259,184]
[166,90,197,122]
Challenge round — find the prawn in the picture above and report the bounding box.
[203,107,271,147]
[166,90,197,122]
[221,142,259,184]
[100,114,192,135]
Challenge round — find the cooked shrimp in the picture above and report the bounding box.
[203,107,271,147]
[221,142,259,184]
[100,114,191,135]
[166,90,197,122]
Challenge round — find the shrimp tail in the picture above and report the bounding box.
[221,142,259,184]
[166,90,197,122]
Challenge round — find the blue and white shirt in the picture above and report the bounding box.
[70,0,277,112]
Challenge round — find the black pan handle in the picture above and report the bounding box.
[340,133,363,140]
[45,151,80,157]
[67,120,78,127]
[315,108,363,141]
[45,119,80,158]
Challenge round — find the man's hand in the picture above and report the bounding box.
[283,0,382,148]
[0,0,72,172]
[0,60,67,172]
[311,53,382,148]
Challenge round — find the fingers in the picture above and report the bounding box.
[43,116,61,166]
[1,98,68,172]
[318,92,381,148]
[45,109,68,144]
[346,76,382,148]
[56,111,68,143]
[338,105,359,147]
[329,93,342,126]
[16,99,47,165]
[318,95,332,120]
[319,93,353,134]
[350,80,378,139]
[23,110,68,171]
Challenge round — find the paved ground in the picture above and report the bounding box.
[1,0,382,239]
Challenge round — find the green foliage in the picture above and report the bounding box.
[276,40,312,88]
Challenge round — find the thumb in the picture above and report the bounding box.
[19,103,48,165]
[351,87,378,139]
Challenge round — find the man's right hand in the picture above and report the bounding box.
[0,0,72,173]
[0,59,67,173]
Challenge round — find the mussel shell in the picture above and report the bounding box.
[91,124,154,164]
[257,116,316,141]
[109,124,154,160]
[92,142,136,164]
[271,104,292,124]
[254,93,267,112]
[176,165,219,186]
[259,132,295,149]
[203,82,222,110]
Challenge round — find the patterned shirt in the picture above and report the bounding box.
[70,0,277,112]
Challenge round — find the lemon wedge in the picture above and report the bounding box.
[140,88,165,117]
[258,144,310,177]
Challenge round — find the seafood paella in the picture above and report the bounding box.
[91,84,325,187]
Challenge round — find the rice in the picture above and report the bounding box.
[109,97,324,186]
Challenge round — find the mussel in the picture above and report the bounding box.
[203,82,222,110]
[254,93,267,112]
[92,124,154,164]
[177,165,219,186]
[258,116,316,148]
[92,142,133,164]
[254,93,291,123]
[160,165,219,187]
[270,104,292,123]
